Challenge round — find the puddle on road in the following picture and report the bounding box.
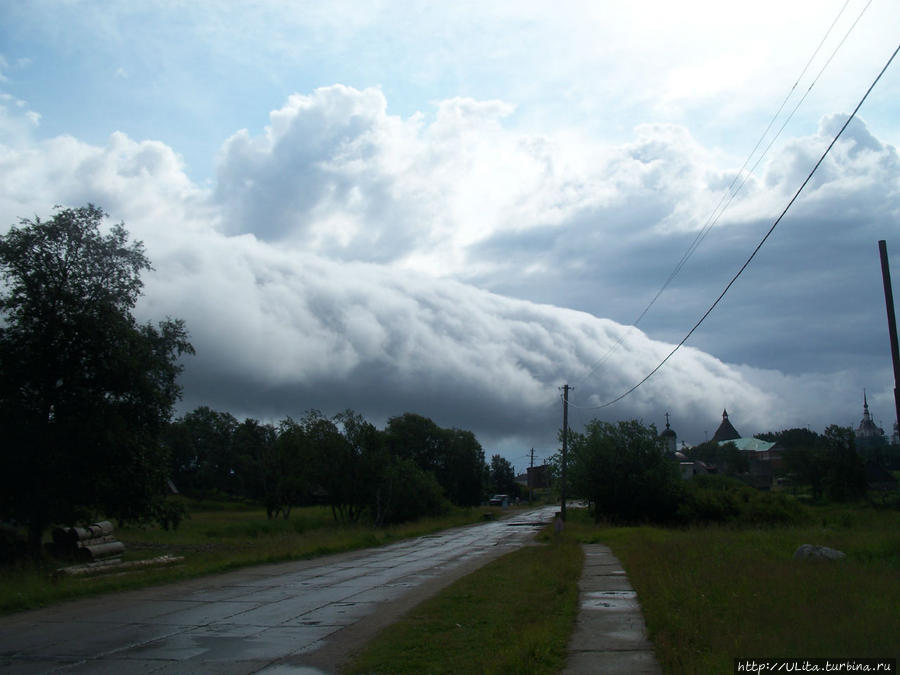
[582,591,639,611]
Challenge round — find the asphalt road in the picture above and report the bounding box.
[0,505,559,674]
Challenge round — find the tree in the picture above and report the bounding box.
[821,425,867,502]
[568,419,682,524]
[437,429,486,506]
[166,407,241,498]
[231,418,276,503]
[776,425,866,501]
[261,418,312,519]
[385,413,487,507]
[334,409,387,521]
[489,454,517,497]
[0,205,193,554]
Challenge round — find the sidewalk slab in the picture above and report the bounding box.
[563,544,662,674]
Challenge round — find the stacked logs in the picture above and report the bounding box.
[50,521,126,562]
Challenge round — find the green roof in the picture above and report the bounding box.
[718,438,776,453]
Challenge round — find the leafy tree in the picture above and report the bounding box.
[0,205,193,554]
[776,425,866,501]
[385,413,445,472]
[781,445,827,499]
[166,406,240,498]
[261,418,312,519]
[757,427,820,450]
[821,425,867,502]
[373,457,449,525]
[231,418,276,503]
[437,429,486,506]
[301,410,370,523]
[385,413,486,507]
[489,454,517,497]
[331,409,385,523]
[568,419,682,524]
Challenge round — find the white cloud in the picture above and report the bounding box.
[2,85,899,451]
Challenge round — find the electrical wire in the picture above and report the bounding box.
[569,0,867,394]
[582,40,900,411]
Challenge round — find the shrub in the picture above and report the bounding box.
[371,458,450,525]
[677,482,808,526]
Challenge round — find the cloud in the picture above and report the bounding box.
[2,86,899,453]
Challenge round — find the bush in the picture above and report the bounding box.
[372,458,450,525]
[677,483,808,526]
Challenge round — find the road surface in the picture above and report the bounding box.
[0,505,559,674]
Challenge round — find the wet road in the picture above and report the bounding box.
[0,506,558,674]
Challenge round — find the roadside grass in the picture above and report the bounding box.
[346,530,583,675]
[0,500,507,615]
[566,503,900,673]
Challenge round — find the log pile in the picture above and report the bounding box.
[50,521,126,562]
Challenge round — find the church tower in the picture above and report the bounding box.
[711,409,740,443]
[856,390,886,450]
[659,412,677,454]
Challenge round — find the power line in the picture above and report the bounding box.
[584,40,900,411]
[569,0,869,393]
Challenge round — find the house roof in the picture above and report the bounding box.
[711,409,740,442]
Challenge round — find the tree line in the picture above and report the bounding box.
[562,419,876,526]
[165,406,514,525]
[0,204,522,559]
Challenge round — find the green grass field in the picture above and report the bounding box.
[566,503,900,672]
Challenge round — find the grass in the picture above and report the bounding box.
[345,529,584,675]
[565,503,900,673]
[0,500,504,615]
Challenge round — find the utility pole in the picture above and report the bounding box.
[878,240,900,437]
[529,448,535,504]
[559,384,572,521]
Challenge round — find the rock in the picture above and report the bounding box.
[793,544,846,561]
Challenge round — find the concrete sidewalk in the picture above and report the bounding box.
[563,544,662,674]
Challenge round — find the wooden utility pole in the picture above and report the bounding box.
[559,384,572,521]
[529,447,535,504]
[878,240,900,437]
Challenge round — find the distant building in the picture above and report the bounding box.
[659,412,677,454]
[678,459,712,479]
[856,391,887,452]
[712,409,782,488]
[711,409,740,443]
[527,464,550,489]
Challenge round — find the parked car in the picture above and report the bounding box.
[489,494,510,507]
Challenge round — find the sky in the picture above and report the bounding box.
[1,1,899,469]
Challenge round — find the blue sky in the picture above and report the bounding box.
[2,1,899,465]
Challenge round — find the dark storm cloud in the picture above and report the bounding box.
[2,89,898,450]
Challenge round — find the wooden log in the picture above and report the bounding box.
[75,541,126,562]
[67,522,115,542]
[77,535,117,548]
[54,555,184,578]
[69,526,92,542]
